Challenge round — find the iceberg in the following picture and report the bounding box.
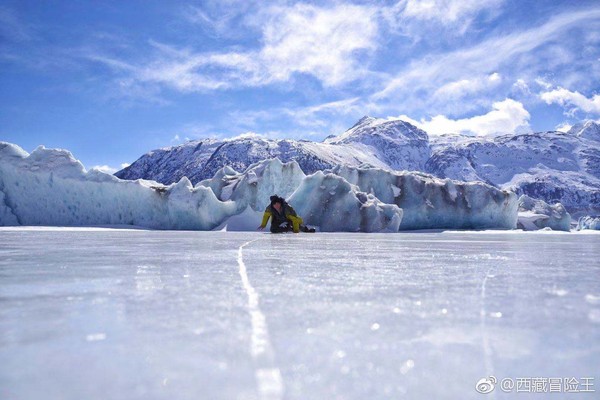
[577,215,600,230]
[517,195,571,231]
[330,165,518,230]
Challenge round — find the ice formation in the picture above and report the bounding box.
[577,215,600,230]
[1,142,522,232]
[0,143,238,230]
[289,171,403,232]
[517,195,571,231]
[330,165,518,230]
[198,158,306,213]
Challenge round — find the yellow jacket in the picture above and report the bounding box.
[260,209,303,233]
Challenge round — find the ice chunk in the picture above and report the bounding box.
[288,171,403,232]
[0,142,238,230]
[577,215,600,230]
[517,195,571,231]
[199,158,306,212]
[330,165,517,230]
[212,206,264,231]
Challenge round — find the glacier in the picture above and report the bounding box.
[0,142,522,231]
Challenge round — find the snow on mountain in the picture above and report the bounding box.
[569,120,600,142]
[323,116,431,170]
[0,142,520,231]
[426,124,600,216]
[116,118,600,217]
[115,117,431,185]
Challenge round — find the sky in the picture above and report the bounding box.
[1,0,600,172]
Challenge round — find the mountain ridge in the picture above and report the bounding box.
[115,118,600,216]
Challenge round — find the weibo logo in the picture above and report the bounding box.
[475,376,497,394]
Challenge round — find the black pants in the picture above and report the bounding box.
[270,221,292,233]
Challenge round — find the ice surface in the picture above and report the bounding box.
[1,228,599,400]
[517,195,571,231]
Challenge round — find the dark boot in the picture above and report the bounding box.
[300,225,316,233]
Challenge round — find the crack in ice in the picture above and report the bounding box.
[480,266,495,397]
[237,238,284,400]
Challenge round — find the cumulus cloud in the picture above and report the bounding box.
[258,3,379,86]
[91,165,118,174]
[540,88,600,115]
[555,122,572,132]
[398,98,530,136]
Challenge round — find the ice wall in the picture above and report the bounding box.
[199,158,306,213]
[577,215,600,230]
[289,171,403,232]
[517,195,571,231]
[330,165,518,230]
[1,142,521,232]
[0,143,237,230]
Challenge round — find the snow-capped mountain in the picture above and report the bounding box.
[115,117,431,185]
[426,121,600,216]
[116,118,600,216]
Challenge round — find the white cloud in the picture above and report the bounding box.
[387,0,505,36]
[398,98,530,136]
[401,0,503,24]
[433,72,501,99]
[226,131,267,141]
[258,3,379,86]
[91,3,380,92]
[91,165,118,174]
[555,122,572,132]
[512,79,530,95]
[540,88,600,115]
[374,7,600,104]
[120,163,130,169]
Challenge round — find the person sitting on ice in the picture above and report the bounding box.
[257,195,314,233]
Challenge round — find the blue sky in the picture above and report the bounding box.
[1,0,599,172]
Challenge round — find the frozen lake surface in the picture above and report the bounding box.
[1,228,599,399]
